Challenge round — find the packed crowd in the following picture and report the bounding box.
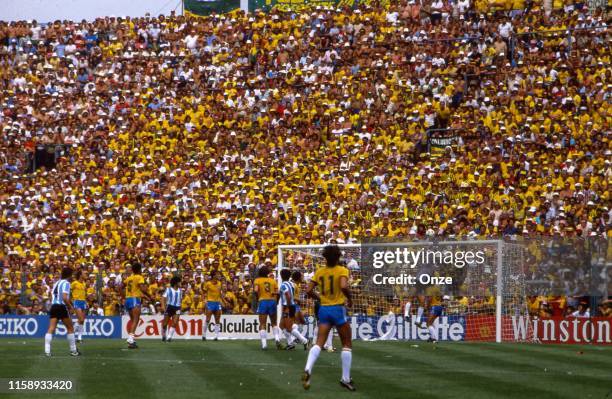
[0,0,610,316]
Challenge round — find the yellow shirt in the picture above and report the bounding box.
[125,274,145,298]
[292,281,301,303]
[104,302,118,316]
[204,280,222,302]
[254,277,278,301]
[224,291,238,313]
[312,266,350,306]
[71,280,86,301]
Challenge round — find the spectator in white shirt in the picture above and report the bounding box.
[571,303,590,318]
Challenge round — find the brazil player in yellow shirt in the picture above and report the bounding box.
[425,293,449,344]
[202,270,224,341]
[123,263,152,349]
[253,266,281,350]
[71,269,87,343]
[303,245,355,391]
[291,270,307,329]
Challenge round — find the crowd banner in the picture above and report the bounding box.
[1,0,178,22]
[0,315,121,339]
[248,0,388,12]
[184,0,242,16]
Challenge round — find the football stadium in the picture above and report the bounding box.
[0,0,610,398]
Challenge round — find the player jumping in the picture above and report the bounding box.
[288,270,313,349]
[202,270,224,341]
[254,266,281,350]
[303,245,355,391]
[425,295,448,343]
[162,276,183,342]
[71,269,88,343]
[279,269,309,350]
[45,267,80,357]
[124,262,152,349]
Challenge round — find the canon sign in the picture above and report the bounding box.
[122,315,276,339]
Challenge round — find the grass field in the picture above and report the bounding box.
[0,339,611,399]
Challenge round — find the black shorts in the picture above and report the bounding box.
[49,304,69,320]
[314,300,321,321]
[282,304,296,319]
[165,305,181,317]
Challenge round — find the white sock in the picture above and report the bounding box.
[404,302,411,318]
[283,330,292,343]
[273,326,280,342]
[203,321,208,338]
[341,348,352,383]
[259,330,267,348]
[214,323,220,338]
[168,327,175,340]
[291,324,308,344]
[127,333,134,344]
[428,325,438,340]
[417,307,424,324]
[45,333,52,354]
[67,333,77,352]
[162,325,167,338]
[305,345,321,373]
[325,329,333,349]
[74,322,80,338]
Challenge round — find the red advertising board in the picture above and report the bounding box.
[465,315,612,344]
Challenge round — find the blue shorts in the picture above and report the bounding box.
[73,300,87,310]
[206,301,221,312]
[125,297,141,311]
[318,305,348,327]
[257,299,276,315]
[431,305,443,317]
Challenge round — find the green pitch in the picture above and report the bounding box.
[1,339,611,399]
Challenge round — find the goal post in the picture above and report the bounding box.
[496,240,503,344]
[277,240,531,343]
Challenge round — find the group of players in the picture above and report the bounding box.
[44,245,358,391]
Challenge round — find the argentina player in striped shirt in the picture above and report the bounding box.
[279,269,309,350]
[45,267,81,357]
[161,276,183,342]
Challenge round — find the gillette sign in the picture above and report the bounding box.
[349,315,465,341]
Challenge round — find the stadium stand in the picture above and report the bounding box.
[0,3,610,317]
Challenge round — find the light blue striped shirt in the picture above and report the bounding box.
[279,281,294,306]
[51,279,70,306]
[164,287,182,308]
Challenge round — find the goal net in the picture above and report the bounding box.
[277,240,532,343]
